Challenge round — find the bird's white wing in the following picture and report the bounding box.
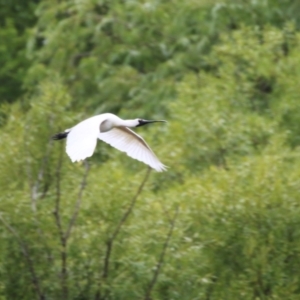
[98,127,166,172]
[66,116,101,162]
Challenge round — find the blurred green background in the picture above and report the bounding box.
[1,0,300,299]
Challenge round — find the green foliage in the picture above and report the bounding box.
[165,23,300,173]
[0,19,27,103]
[2,0,300,299]
[24,0,300,116]
[0,0,39,103]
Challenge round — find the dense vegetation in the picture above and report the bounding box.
[1,0,300,299]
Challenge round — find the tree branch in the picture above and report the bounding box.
[103,167,151,278]
[144,205,179,300]
[53,153,90,300]
[95,167,152,300]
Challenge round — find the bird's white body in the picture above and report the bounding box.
[55,113,166,172]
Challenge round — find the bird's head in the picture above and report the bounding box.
[136,119,167,127]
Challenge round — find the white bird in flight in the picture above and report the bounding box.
[52,113,167,172]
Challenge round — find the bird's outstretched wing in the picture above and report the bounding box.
[98,127,166,172]
[66,116,100,162]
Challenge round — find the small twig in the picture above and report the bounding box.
[144,206,179,300]
[64,160,90,242]
[0,214,45,300]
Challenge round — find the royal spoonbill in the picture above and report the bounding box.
[52,113,167,172]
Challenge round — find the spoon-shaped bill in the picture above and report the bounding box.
[137,119,167,127]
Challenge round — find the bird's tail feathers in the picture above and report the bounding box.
[52,131,69,140]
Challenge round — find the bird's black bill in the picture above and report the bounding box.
[52,132,69,140]
[137,119,167,127]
